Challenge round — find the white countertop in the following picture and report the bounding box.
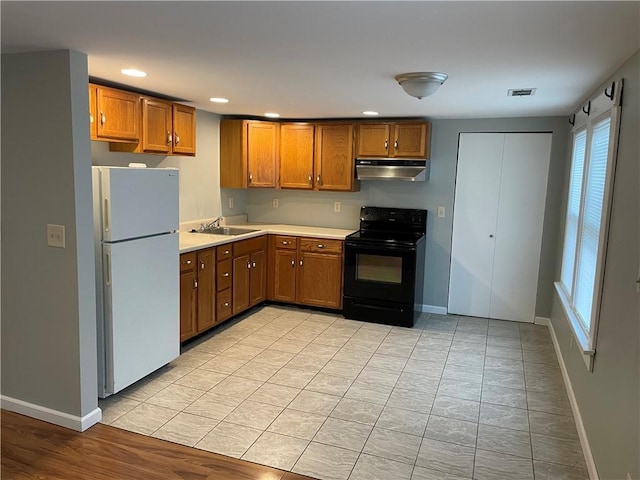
[179,223,356,254]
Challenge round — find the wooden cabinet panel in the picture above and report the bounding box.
[274,235,297,250]
[356,124,390,157]
[172,104,196,155]
[249,250,266,306]
[315,124,355,191]
[355,122,430,159]
[299,238,343,254]
[217,288,232,323]
[216,244,233,261]
[96,86,140,142]
[180,269,197,342]
[196,249,216,333]
[180,252,196,272]
[394,123,428,158]
[233,254,251,314]
[280,124,314,189]
[141,98,172,154]
[234,236,267,256]
[217,259,232,292]
[273,249,297,303]
[89,85,97,140]
[298,252,343,309]
[247,122,279,187]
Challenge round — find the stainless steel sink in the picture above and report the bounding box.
[192,226,259,236]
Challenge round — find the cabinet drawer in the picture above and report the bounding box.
[234,235,267,256]
[216,244,233,261]
[217,259,232,291]
[274,235,297,249]
[299,238,343,254]
[180,252,196,271]
[217,288,232,321]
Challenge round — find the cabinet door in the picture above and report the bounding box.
[356,124,390,157]
[247,122,278,188]
[180,270,197,342]
[249,250,267,306]
[298,252,343,309]
[141,98,173,154]
[196,249,216,333]
[233,254,251,314]
[217,259,232,291]
[280,124,314,189]
[96,87,140,141]
[315,124,355,191]
[217,288,232,323]
[273,249,297,303]
[89,85,98,140]
[393,123,428,158]
[172,104,196,155]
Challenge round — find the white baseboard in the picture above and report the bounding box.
[1,395,102,432]
[546,320,599,480]
[420,304,448,315]
[534,316,550,326]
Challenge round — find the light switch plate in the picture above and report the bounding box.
[437,206,445,218]
[334,202,341,213]
[47,224,65,248]
[272,198,279,208]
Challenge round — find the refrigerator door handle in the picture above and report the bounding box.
[104,252,111,286]
[103,198,110,233]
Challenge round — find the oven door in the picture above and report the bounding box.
[343,240,417,304]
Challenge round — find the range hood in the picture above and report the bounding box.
[355,158,429,182]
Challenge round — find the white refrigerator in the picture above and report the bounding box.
[93,166,180,398]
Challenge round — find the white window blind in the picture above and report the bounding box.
[555,79,622,365]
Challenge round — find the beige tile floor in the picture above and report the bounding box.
[100,305,589,480]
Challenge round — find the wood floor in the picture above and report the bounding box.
[1,410,317,480]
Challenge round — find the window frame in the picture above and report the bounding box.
[555,80,623,370]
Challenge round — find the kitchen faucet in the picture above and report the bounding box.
[200,216,223,231]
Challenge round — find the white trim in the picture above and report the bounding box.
[534,316,550,326]
[547,320,599,480]
[555,282,595,367]
[1,395,102,432]
[421,304,448,315]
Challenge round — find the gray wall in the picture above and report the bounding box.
[549,50,639,480]
[1,50,98,418]
[245,116,569,316]
[92,111,248,222]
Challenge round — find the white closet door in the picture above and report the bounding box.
[448,133,504,317]
[489,133,551,321]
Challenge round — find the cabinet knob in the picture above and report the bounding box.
[174,132,180,145]
[308,174,312,184]
[394,139,399,150]
[224,250,230,255]
[316,174,322,185]
[200,262,205,270]
[384,139,388,150]
[89,114,94,124]
[100,112,106,126]
[167,132,172,144]
[299,259,303,266]
[223,302,229,307]
[281,241,288,245]
[317,244,325,249]
[247,262,251,269]
[291,259,295,267]
[249,173,253,184]
[252,262,256,268]
[185,260,192,265]
[222,272,230,277]
[193,279,198,288]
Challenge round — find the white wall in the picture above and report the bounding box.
[1,50,98,426]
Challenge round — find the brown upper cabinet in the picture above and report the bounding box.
[220,119,279,188]
[90,83,196,156]
[314,124,357,191]
[138,99,197,155]
[90,84,140,142]
[356,122,430,158]
[279,123,315,189]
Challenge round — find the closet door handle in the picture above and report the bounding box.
[489,234,494,238]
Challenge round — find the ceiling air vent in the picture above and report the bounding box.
[508,88,536,97]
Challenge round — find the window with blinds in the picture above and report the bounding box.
[556,80,622,363]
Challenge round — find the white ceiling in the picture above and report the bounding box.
[2,1,638,119]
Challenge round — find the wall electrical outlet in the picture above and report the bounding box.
[228,197,234,209]
[437,206,446,218]
[272,198,279,208]
[334,201,341,213]
[47,224,65,248]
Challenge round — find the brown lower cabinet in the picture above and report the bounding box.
[179,248,216,342]
[268,235,343,309]
[180,233,340,343]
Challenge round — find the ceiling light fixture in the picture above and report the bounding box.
[362,111,379,116]
[121,68,147,78]
[210,97,230,103]
[395,72,448,99]
[264,112,280,118]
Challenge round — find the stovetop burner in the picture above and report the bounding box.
[347,206,428,247]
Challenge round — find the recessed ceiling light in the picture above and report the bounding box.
[121,68,147,78]
[362,111,379,116]
[210,97,229,103]
[264,112,280,118]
